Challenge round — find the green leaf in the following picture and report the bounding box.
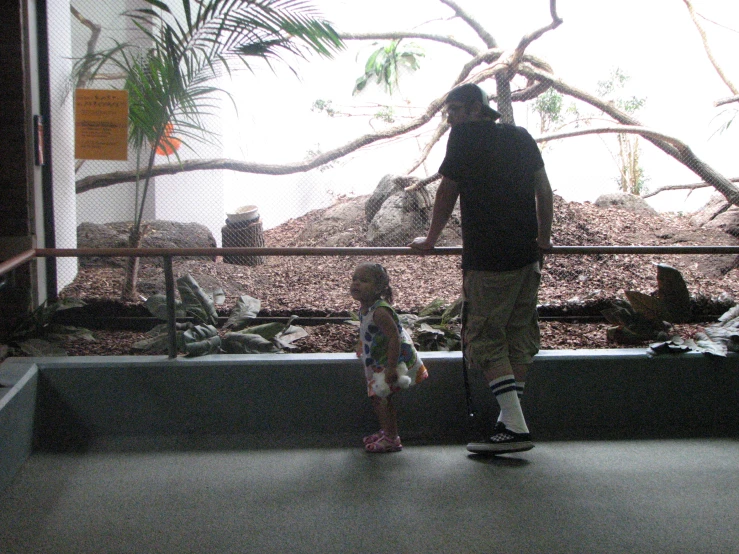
[647,337,692,356]
[398,313,419,330]
[177,273,219,326]
[441,297,463,325]
[624,290,665,321]
[144,294,186,321]
[182,324,221,357]
[717,305,739,326]
[221,332,280,354]
[47,324,96,342]
[656,264,691,323]
[212,288,226,306]
[274,325,309,349]
[701,326,739,354]
[18,338,68,357]
[419,298,445,318]
[132,333,171,354]
[224,295,262,330]
[239,322,286,341]
[693,331,729,357]
[53,298,87,311]
[601,305,633,326]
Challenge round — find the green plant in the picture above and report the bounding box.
[602,263,691,345]
[648,304,739,357]
[403,297,463,352]
[134,274,307,356]
[134,273,225,356]
[0,298,93,359]
[72,0,343,300]
[596,68,648,195]
[353,40,424,96]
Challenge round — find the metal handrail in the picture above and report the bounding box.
[0,249,36,276]
[3,245,739,359]
[33,245,739,257]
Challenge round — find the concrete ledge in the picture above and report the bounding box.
[0,359,38,493]
[1,349,738,476]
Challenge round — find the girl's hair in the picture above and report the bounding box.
[360,263,394,304]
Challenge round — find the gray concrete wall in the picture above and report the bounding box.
[1,350,738,487]
[0,360,38,493]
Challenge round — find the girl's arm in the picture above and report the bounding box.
[373,307,401,384]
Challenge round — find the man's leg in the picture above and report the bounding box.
[504,260,541,415]
[463,268,534,453]
[512,363,528,400]
[484,359,528,434]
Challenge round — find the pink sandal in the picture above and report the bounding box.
[363,430,384,445]
[365,433,403,453]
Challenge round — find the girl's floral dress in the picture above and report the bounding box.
[359,299,428,396]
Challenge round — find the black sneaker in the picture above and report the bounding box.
[466,422,534,455]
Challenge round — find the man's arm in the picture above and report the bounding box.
[534,167,554,251]
[409,176,460,250]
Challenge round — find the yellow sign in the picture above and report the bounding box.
[75,89,129,160]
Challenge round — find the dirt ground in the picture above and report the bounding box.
[58,195,739,355]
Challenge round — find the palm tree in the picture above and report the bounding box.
[72,0,343,300]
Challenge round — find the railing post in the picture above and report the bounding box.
[163,255,177,359]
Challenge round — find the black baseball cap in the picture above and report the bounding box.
[445,83,501,121]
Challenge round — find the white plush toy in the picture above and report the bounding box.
[371,362,412,398]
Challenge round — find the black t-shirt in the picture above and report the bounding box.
[439,120,544,271]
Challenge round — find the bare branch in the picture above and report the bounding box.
[76,95,449,193]
[518,64,739,206]
[439,0,497,48]
[682,0,738,95]
[70,6,103,175]
[507,0,563,76]
[643,177,739,199]
[406,173,442,191]
[70,7,102,73]
[339,32,480,56]
[716,94,739,107]
[405,120,449,174]
[536,125,689,150]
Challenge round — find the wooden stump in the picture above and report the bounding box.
[222,216,265,266]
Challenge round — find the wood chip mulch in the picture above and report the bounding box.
[57,195,739,355]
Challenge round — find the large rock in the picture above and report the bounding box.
[365,174,420,223]
[704,205,739,237]
[296,198,366,246]
[367,194,424,246]
[77,220,217,267]
[689,193,739,236]
[366,178,461,246]
[594,192,657,214]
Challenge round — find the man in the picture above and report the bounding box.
[410,82,554,454]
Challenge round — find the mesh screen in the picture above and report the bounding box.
[47,1,738,319]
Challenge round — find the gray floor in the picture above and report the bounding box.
[2,439,739,553]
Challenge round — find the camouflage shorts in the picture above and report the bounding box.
[462,262,541,369]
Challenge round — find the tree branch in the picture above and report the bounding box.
[76,94,449,193]
[642,177,739,199]
[405,120,449,174]
[682,0,738,95]
[439,0,498,48]
[507,0,563,77]
[716,94,739,107]
[70,6,102,89]
[536,125,690,149]
[519,64,739,206]
[339,32,480,56]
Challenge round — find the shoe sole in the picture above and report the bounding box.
[466,441,534,455]
[365,446,403,453]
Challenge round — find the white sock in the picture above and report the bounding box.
[489,375,529,434]
[516,380,526,400]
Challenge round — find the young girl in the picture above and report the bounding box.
[350,262,428,453]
